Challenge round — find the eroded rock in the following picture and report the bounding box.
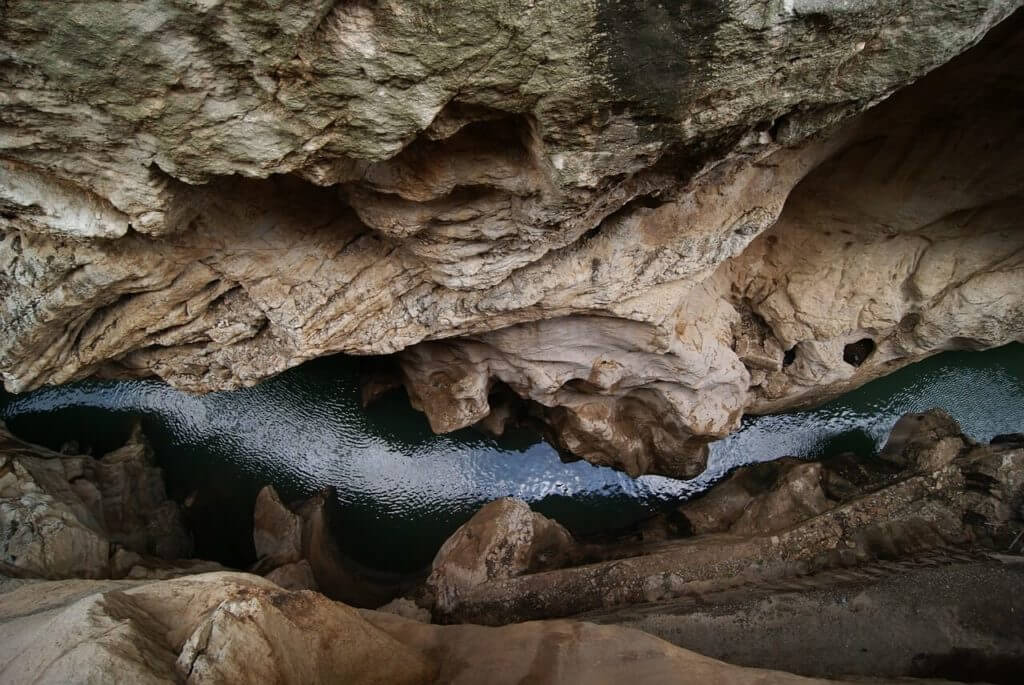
[251,486,402,606]
[395,19,1024,476]
[426,497,576,616]
[2,1,1023,477]
[425,410,1024,624]
[0,571,874,685]
[0,422,193,579]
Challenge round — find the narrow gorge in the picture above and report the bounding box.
[1,1,1023,683]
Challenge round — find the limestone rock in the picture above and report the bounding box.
[252,486,399,606]
[0,572,435,685]
[426,411,1024,623]
[252,485,302,567]
[674,460,833,537]
[2,0,1023,477]
[0,571,869,685]
[264,560,319,593]
[396,19,1024,476]
[0,422,191,579]
[426,497,576,615]
[363,611,847,685]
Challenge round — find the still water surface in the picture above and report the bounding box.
[2,344,1021,571]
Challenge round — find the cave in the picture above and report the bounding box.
[843,338,876,367]
[1,2,1024,683]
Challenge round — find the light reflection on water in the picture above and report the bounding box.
[1,343,1021,571]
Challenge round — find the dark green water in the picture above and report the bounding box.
[1,344,1022,572]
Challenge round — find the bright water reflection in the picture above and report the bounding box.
[1,344,1021,571]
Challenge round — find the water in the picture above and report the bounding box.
[1,344,1022,572]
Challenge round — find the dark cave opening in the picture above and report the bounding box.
[844,338,876,367]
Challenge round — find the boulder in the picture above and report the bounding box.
[426,497,577,615]
[252,487,400,606]
[0,572,435,685]
[252,485,302,567]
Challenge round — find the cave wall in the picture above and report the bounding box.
[2,1,1023,477]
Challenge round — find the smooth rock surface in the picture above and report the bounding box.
[0,570,893,684]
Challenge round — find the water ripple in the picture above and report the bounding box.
[1,344,1021,571]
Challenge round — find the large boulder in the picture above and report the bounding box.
[0,573,435,685]
[426,497,576,616]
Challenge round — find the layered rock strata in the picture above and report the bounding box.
[422,411,1024,625]
[398,21,1024,476]
[3,2,1024,477]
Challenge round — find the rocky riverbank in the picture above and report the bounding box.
[1,409,1021,682]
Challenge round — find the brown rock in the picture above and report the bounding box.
[3,1,1023,478]
[264,560,319,592]
[425,411,1024,624]
[0,571,871,685]
[426,497,577,615]
[0,422,191,579]
[0,573,436,685]
[252,485,302,566]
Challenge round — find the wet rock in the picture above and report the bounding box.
[0,422,191,579]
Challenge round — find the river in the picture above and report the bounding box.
[2,343,1021,571]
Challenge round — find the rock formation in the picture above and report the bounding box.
[425,497,577,616]
[423,410,1024,625]
[0,570,926,684]
[3,1,1024,476]
[0,421,206,579]
[250,484,405,607]
[0,411,1020,682]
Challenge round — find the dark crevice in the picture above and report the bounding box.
[843,338,876,367]
[782,346,797,368]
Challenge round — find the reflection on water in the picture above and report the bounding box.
[1,343,1022,572]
